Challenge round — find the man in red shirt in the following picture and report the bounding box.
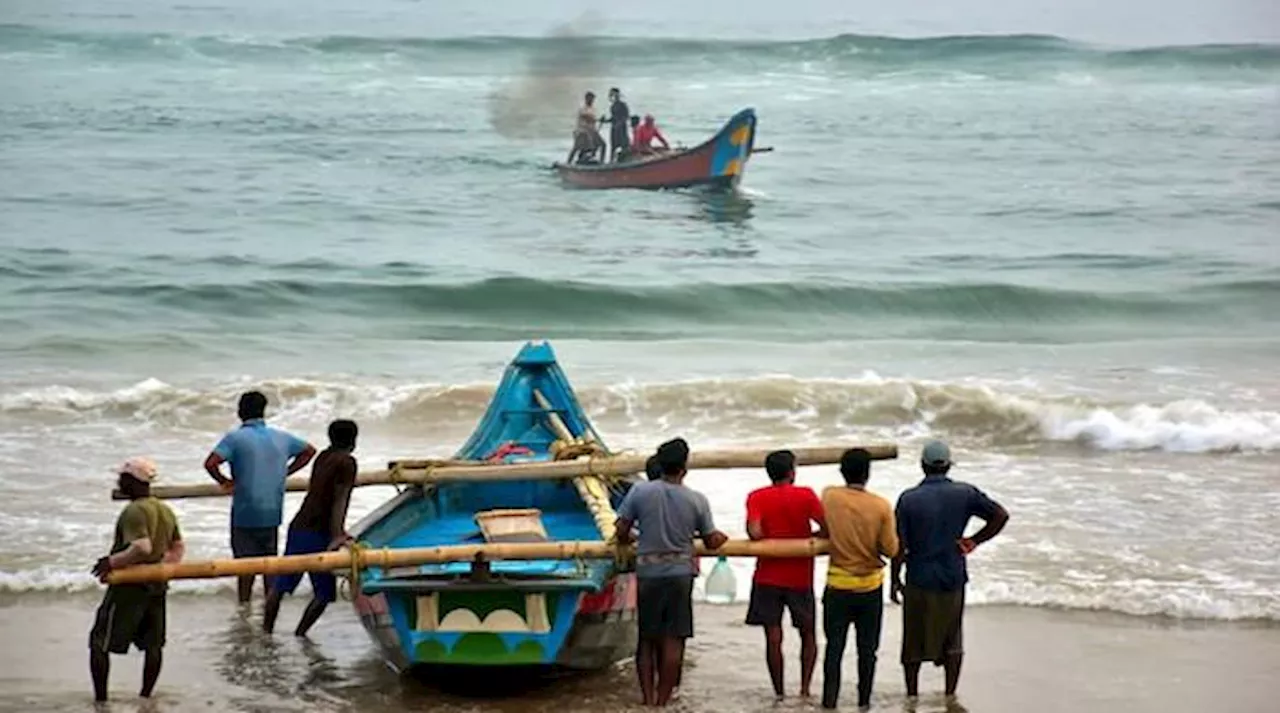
[745,450,828,700]
[631,114,671,156]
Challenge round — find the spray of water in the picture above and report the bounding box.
[487,13,615,140]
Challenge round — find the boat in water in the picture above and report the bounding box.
[553,108,760,190]
[348,341,640,672]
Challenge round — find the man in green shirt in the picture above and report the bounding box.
[89,457,185,703]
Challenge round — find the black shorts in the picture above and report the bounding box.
[637,575,694,640]
[89,585,166,654]
[901,585,965,665]
[745,583,816,629]
[231,526,278,558]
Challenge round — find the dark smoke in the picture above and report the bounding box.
[487,13,615,140]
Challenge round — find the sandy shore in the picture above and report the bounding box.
[1,592,1276,713]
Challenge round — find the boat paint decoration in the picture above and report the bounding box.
[708,110,757,181]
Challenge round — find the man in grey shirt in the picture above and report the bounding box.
[616,438,728,707]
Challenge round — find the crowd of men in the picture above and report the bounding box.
[616,437,1008,710]
[90,392,1008,711]
[568,87,670,165]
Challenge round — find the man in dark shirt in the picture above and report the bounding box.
[604,87,631,163]
[263,419,359,636]
[890,440,1008,704]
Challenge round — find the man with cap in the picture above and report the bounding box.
[890,440,1009,704]
[615,438,728,707]
[89,457,185,703]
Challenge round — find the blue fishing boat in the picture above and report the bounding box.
[348,342,639,672]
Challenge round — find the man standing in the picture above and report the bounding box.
[204,391,316,603]
[820,449,899,711]
[263,419,359,636]
[615,438,728,707]
[891,440,1009,704]
[744,449,827,701]
[604,87,631,162]
[89,458,185,703]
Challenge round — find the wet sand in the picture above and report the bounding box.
[1,593,1276,713]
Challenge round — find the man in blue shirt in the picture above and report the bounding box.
[204,391,316,603]
[890,440,1008,705]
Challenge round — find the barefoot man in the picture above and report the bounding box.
[263,419,359,636]
[89,458,185,703]
[891,440,1009,705]
[616,438,728,707]
[745,449,827,701]
[204,391,315,603]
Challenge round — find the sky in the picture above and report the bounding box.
[3,0,1279,46]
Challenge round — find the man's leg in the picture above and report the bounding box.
[793,590,818,698]
[140,648,162,698]
[904,662,922,697]
[655,635,684,706]
[852,588,884,709]
[944,654,963,696]
[821,588,853,710]
[262,587,284,633]
[237,575,254,604]
[764,625,785,698]
[296,598,329,637]
[635,637,658,706]
[90,649,109,702]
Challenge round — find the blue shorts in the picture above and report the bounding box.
[270,529,336,603]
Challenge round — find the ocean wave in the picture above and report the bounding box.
[3,374,1277,454]
[3,24,1276,74]
[9,277,1279,339]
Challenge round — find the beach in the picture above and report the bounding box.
[3,594,1277,713]
[3,0,1280,710]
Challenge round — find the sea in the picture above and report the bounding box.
[1,1,1278,709]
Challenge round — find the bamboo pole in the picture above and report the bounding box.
[106,538,831,585]
[532,389,616,541]
[122,444,898,501]
[111,459,475,501]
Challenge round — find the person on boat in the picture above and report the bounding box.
[745,450,828,702]
[819,448,898,710]
[632,114,670,156]
[204,391,316,603]
[615,438,728,707]
[891,441,1009,706]
[601,87,631,163]
[263,419,359,637]
[90,457,185,703]
[567,91,605,165]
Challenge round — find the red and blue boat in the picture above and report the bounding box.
[554,108,760,190]
[348,342,639,672]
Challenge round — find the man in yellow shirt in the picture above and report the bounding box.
[819,449,899,710]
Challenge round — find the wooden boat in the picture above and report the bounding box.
[348,341,640,671]
[553,108,759,190]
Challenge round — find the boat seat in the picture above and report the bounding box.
[475,508,549,543]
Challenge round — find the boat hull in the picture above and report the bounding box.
[347,342,640,672]
[554,108,757,190]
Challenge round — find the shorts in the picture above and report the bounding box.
[231,526,278,559]
[901,585,965,665]
[637,575,694,640]
[745,583,816,629]
[269,529,337,603]
[89,585,166,654]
